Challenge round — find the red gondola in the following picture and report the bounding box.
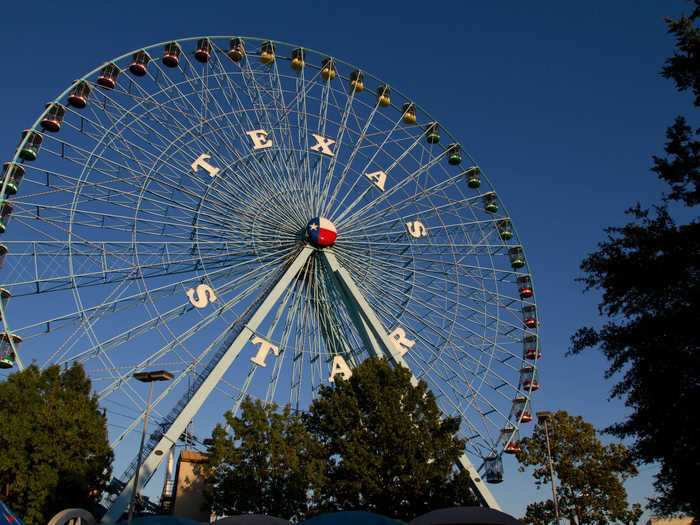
[97,63,120,89]
[129,50,150,76]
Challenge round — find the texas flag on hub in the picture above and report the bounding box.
[0,501,26,525]
[307,217,337,247]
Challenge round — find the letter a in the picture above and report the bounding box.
[365,170,387,191]
[245,129,273,150]
[328,355,353,382]
[310,133,336,157]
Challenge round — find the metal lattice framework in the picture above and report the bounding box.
[0,36,541,519]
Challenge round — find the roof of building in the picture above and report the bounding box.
[178,450,209,464]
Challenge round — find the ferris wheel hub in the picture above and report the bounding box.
[306,217,337,247]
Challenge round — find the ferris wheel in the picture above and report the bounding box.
[0,36,541,520]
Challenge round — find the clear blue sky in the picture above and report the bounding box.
[0,0,692,518]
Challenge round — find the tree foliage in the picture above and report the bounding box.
[0,364,113,525]
[204,397,325,521]
[516,411,642,525]
[205,358,477,522]
[571,1,700,518]
[306,358,477,522]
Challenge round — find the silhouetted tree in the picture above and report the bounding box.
[571,2,700,518]
[0,364,113,525]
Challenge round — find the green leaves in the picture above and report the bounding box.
[306,358,474,521]
[205,397,325,521]
[205,358,477,522]
[0,364,113,525]
[516,411,642,525]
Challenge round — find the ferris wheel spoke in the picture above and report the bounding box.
[318,85,358,216]
[316,261,363,363]
[336,149,448,227]
[321,250,496,457]
[96,273,275,402]
[347,251,528,335]
[21,136,215,225]
[385,293,523,386]
[235,57,312,215]
[101,245,314,524]
[1,240,246,297]
[127,61,241,156]
[16,244,296,354]
[92,84,240,178]
[196,54,309,212]
[334,122,427,224]
[107,312,243,452]
[345,285,517,427]
[340,181,487,235]
[92,75,258,199]
[261,267,304,405]
[294,69,316,217]
[59,248,296,368]
[353,266,525,361]
[324,89,384,217]
[336,252,521,360]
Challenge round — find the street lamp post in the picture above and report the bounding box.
[536,411,561,525]
[127,370,174,525]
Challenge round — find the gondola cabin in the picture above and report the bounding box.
[509,246,525,269]
[520,365,539,391]
[321,58,337,80]
[466,166,481,188]
[2,163,24,195]
[426,122,440,144]
[291,48,305,71]
[0,244,7,269]
[96,63,120,89]
[0,332,21,369]
[501,427,521,454]
[162,42,182,68]
[18,130,42,161]
[0,288,10,320]
[523,334,540,360]
[227,38,245,62]
[512,396,532,423]
[377,85,391,107]
[68,80,91,109]
[522,305,537,329]
[497,219,513,240]
[484,192,498,213]
[195,39,212,63]
[41,103,65,132]
[260,41,275,64]
[350,70,364,92]
[129,50,150,76]
[517,275,533,298]
[0,201,13,234]
[484,456,503,484]
[402,103,417,124]
[447,144,462,165]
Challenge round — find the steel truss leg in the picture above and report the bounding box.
[322,250,502,511]
[101,245,315,525]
